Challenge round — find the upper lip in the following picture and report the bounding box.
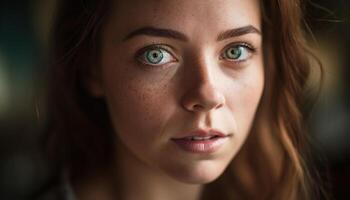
[172,128,229,140]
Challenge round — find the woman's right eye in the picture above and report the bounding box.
[136,46,177,66]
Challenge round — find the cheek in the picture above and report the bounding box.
[226,64,264,136]
[102,69,175,153]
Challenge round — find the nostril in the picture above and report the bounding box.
[181,84,225,112]
[193,104,204,111]
[216,103,223,109]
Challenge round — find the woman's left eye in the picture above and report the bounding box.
[137,46,176,66]
[221,44,254,62]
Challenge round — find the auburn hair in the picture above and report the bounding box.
[45,0,329,199]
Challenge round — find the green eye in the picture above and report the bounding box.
[223,45,252,62]
[145,49,164,64]
[225,47,242,59]
[138,46,176,66]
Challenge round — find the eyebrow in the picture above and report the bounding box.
[216,25,261,41]
[123,26,189,42]
[123,25,261,42]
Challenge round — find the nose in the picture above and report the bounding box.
[181,63,225,113]
[181,83,225,112]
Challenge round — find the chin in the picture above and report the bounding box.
[164,160,228,185]
[176,173,221,185]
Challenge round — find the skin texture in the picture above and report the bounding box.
[85,0,264,199]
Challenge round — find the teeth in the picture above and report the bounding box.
[187,136,213,141]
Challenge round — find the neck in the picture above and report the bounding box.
[115,142,203,200]
[73,143,203,200]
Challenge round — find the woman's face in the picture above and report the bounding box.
[90,0,264,184]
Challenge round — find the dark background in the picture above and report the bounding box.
[0,0,349,199]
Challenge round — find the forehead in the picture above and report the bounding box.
[106,0,261,40]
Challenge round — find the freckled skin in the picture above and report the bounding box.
[89,0,263,187]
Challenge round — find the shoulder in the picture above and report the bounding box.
[33,175,76,200]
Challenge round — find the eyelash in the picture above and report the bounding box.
[220,42,257,63]
[135,44,178,67]
[135,42,256,67]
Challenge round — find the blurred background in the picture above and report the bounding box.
[0,0,349,199]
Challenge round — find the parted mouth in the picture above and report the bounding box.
[171,129,231,141]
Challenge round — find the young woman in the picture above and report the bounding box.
[44,0,328,199]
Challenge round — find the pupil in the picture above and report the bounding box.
[147,50,163,64]
[229,48,240,58]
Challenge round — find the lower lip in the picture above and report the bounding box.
[171,137,229,154]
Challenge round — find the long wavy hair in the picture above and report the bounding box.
[45,0,329,199]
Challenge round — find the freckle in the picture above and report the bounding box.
[141,92,148,101]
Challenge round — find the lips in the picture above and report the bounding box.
[172,129,228,140]
[181,135,219,141]
[171,129,231,153]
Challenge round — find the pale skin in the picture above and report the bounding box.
[79,0,264,199]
